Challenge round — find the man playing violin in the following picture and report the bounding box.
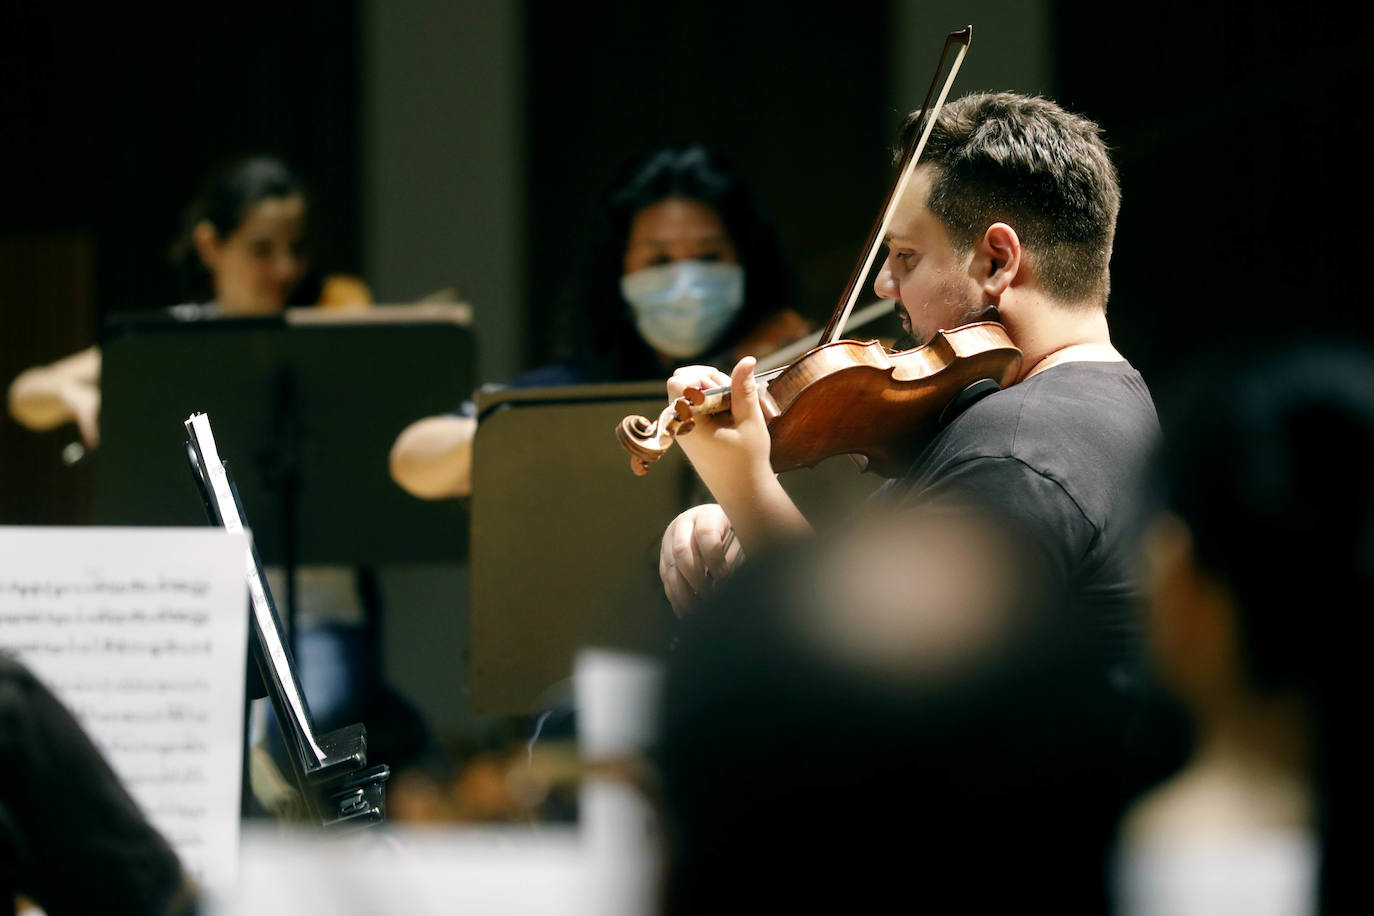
[661,92,1157,675]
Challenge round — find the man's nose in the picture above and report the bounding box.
[873,262,897,299]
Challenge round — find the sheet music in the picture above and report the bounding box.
[0,526,249,898]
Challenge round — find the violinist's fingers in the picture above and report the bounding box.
[660,554,698,618]
[667,365,731,401]
[692,516,732,582]
[665,512,712,598]
[666,367,702,401]
[758,384,780,422]
[729,356,761,426]
[722,529,744,570]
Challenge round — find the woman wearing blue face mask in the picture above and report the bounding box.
[565,143,808,380]
[390,144,808,499]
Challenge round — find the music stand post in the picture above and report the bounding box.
[186,412,388,829]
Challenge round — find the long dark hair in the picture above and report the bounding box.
[1150,341,1374,913]
[559,144,799,382]
[169,155,311,304]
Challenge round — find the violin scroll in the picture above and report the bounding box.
[616,389,706,476]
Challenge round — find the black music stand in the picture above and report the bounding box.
[186,411,389,829]
[93,305,474,648]
[466,380,882,716]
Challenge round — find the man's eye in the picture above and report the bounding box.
[250,242,273,258]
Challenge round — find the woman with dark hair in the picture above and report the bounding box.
[1118,342,1374,915]
[7,154,369,448]
[558,143,806,382]
[389,143,809,499]
[169,154,368,315]
[6,157,387,818]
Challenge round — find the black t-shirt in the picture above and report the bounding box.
[872,360,1159,668]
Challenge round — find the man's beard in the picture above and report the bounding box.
[891,300,999,352]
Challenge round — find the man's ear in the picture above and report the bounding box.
[191,220,220,271]
[973,222,1022,299]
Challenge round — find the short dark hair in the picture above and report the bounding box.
[900,92,1120,307]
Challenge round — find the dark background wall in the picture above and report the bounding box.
[0,1,362,319]
[1053,0,1372,388]
[1,0,361,524]
[524,2,894,361]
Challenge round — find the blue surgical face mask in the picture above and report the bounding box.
[620,260,746,359]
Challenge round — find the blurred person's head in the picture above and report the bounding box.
[561,143,799,381]
[653,504,1129,913]
[1144,341,1374,910]
[172,156,311,315]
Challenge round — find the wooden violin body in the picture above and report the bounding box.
[618,321,1021,478]
[763,321,1020,474]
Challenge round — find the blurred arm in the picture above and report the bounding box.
[388,414,477,499]
[7,345,102,447]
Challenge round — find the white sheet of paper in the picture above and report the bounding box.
[0,526,249,897]
[216,824,592,916]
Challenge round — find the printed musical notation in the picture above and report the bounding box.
[0,526,248,899]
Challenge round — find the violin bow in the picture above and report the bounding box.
[820,25,972,345]
[617,26,973,476]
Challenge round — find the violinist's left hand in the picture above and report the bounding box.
[667,356,777,502]
[666,357,807,554]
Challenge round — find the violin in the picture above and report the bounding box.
[616,26,1021,478]
[620,320,1019,477]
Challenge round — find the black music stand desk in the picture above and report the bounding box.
[94,304,475,633]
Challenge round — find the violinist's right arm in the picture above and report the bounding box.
[7,345,102,448]
[660,503,739,616]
